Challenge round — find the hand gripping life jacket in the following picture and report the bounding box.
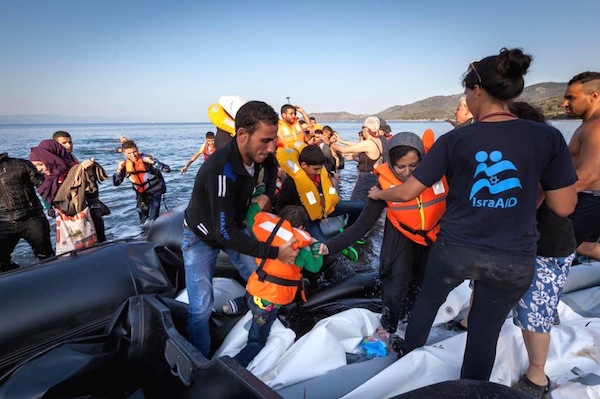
[276,144,339,221]
[125,158,160,193]
[246,212,313,305]
[375,164,447,246]
[277,119,305,148]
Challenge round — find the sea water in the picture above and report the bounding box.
[1,120,580,269]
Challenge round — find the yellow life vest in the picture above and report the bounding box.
[375,164,447,246]
[247,212,313,305]
[278,119,305,148]
[276,144,339,221]
[125,158,159,193]
[208,103,236,136]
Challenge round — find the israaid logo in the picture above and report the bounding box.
[470,150,521,208]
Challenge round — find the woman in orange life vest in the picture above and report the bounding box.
[113,140,171,223]
[320,132,447,340]
[181,131,216,174]
[228,204,323,367]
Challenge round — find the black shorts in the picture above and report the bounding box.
[569,192,600,245]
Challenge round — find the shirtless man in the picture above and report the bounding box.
[330,116,385,204]
[564,71,600,260]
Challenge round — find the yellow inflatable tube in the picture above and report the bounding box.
[208,103,236,136]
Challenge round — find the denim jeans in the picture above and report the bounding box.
[306,199,364,241]
[233,296,279,367]
[351,172,378,205]
[404,240,534,380]
[137,191,162,223]
[182,227,257,357]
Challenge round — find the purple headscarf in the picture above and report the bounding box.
[30,139,77,204]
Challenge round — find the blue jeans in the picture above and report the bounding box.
[137,191,162,223]
[233,296,279,367]
[306,199,364,241]
[182,227,257,357]
[351,172,378,204]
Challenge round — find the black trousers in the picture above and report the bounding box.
[379,219,429,333]
[0,213,54,271]
[404,240,534,380]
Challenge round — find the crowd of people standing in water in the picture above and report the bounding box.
[1,47,600,397]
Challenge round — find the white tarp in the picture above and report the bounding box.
[213,280,471,391]
[341,302,600,399]
[178,270,600,398]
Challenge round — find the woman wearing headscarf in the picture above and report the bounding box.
[368,48,578,381]
[29,139,77,207]
[321,132,447,341]
[30,139,108,241]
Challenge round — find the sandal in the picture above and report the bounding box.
[341,246,359,262]
[446,319,468,332]
[512,374,550,398]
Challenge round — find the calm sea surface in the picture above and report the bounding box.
[1,120,580,269]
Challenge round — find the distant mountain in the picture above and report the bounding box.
[311,82,569,122]
[1,82,569,124]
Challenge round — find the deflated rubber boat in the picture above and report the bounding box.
[1,208,599,398]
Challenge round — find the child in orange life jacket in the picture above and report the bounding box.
[227,204,323,368]
[113,140,171,223]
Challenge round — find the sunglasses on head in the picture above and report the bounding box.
[468,61,482,84]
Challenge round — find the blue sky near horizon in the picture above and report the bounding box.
[1,0,598,123]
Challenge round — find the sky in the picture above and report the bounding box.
[1,0,598,123]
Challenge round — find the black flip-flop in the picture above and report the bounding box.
[512,374,550,398]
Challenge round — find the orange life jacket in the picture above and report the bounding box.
[246,212,313,305]
[375,164,447,246]
[278,119,305,148]
[200,142,215,161]
[125,158,160,193]
[422,129,435,153]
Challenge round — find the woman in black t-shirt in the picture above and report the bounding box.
[368,48,578,382]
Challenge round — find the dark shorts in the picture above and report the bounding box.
[569,192,600,245]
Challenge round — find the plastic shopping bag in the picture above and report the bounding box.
[55,207,97,255]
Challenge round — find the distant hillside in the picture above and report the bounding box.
[1,82,569,124]
[311,82,569,122]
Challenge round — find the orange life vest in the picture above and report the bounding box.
[125,158,160,193]
[422,129,435,153]
[200,142,215,161]
[278,119,305,148]
[246,212,313,305]
[375,164,447,246]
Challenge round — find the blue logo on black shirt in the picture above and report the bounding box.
[470,150,522,208]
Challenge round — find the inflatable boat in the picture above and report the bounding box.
[1,208,599,398]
